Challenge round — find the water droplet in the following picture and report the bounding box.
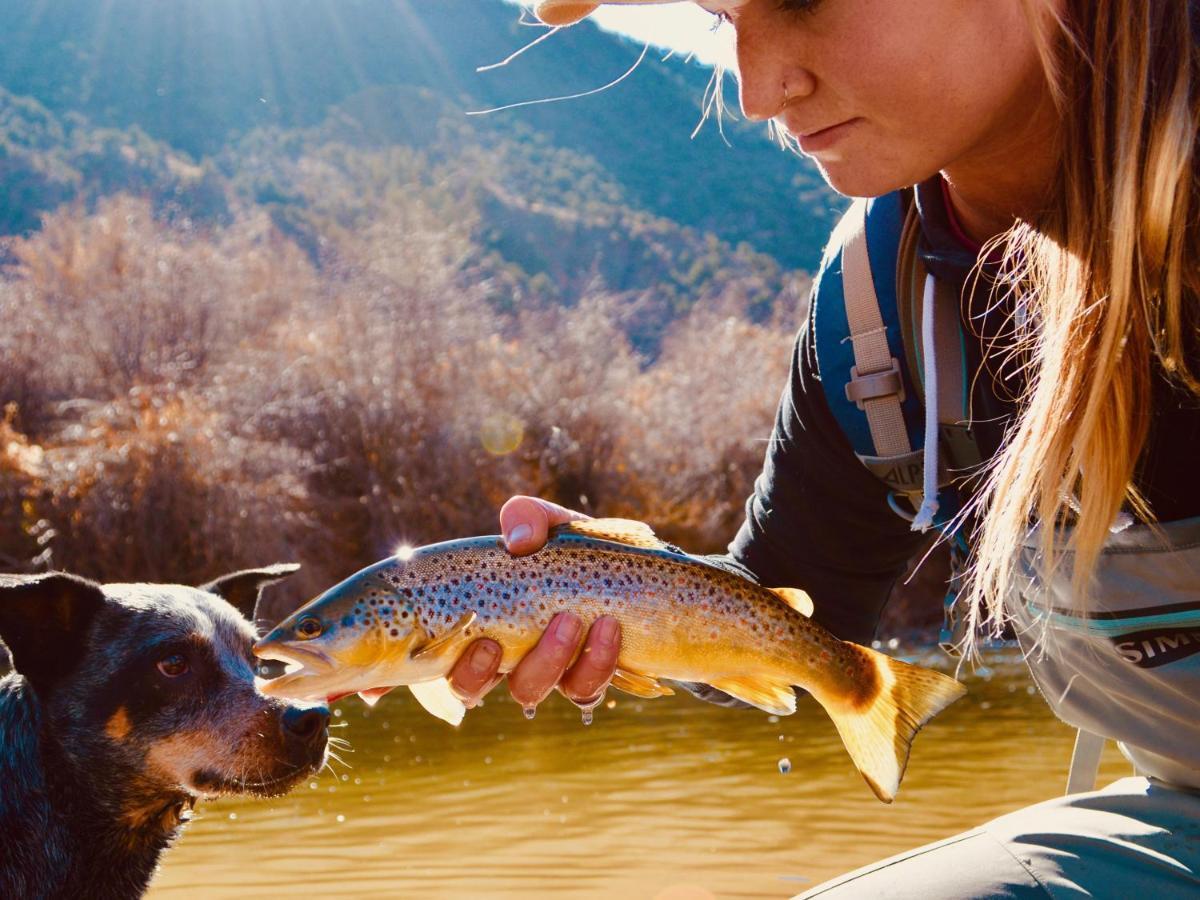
[581,706,594,726]
[336,814,345,823]
[523,706,536,720]
[778,757,792,775]
[228,812,238,820]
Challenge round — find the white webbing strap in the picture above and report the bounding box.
[911,273,940,532]
[842,201,912,459]
[1066,729,1105,794]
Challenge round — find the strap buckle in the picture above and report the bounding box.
[844,358,905,410]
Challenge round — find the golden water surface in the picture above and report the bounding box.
[149,649,1130,899]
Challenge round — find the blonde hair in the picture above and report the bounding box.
[963,0,1200,644]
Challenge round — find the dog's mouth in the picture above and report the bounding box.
[191,761,317,798]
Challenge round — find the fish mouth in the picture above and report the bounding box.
[252,640,336,700]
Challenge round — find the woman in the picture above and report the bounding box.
[451,1,1200,895]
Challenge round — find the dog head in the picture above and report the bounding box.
[0,567,328,813]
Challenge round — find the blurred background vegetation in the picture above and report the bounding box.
[0,0,937,630]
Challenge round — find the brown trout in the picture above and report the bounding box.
[254,519,965,801]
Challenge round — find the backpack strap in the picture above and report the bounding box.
[841,200,912,461]
[1066,729,1106,794]
[815,193,924,498]
[899,226,982,480]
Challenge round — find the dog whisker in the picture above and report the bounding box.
[326,750,352,771]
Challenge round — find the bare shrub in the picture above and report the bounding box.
[0,188,807,610]
[0,405,48,571]
[615,311,795,552]
[478,295,643,517]
[26,386,315,589]
[1,196,315,404]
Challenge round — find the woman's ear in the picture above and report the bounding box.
[0,572,107,691]
[198,564,301,623]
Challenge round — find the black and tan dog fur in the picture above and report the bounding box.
[0,566,329,899]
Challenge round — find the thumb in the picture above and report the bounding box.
[499,496,591,555]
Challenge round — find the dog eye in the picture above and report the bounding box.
[295,617,323,640]
[156,653,190,677]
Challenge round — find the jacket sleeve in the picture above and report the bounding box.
[720,293,928,645]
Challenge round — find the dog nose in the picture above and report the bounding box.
[281,705,329,745]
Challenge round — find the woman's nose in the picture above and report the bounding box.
[734,26,815,121]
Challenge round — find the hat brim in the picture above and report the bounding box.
[534,0,691,27]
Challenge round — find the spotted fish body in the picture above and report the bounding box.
[255,519,966,801]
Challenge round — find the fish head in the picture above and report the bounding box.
[252,557,421,703]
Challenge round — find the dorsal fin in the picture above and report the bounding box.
[553,518,670,551]
[768,587,814,617]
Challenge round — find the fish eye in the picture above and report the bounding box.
[295,616,324,640]
[156,653,189,678]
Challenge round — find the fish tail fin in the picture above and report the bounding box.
[818,645,966,803]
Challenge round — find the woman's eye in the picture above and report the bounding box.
[157,653,189,677]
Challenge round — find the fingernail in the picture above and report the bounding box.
[469,642,499,676]
[551,613,581,645]
[595,617,619,649]
[507,523,532,547]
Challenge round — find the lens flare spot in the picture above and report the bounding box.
[480,413,524,456]
[396,545,415,561]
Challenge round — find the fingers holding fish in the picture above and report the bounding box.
[447,639,504,708]
[557,615,621,706]
[505,612,585,708]
[500,495,590,556]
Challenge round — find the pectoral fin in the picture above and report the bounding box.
[611,668,675,698]
[703,675,797,716]
[411,611,478,662]
[409,677,467,726]
[768,587,814,617]
[357,686,395,707]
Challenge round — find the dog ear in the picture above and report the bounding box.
[0,573,107,690]
[199,564,301,622]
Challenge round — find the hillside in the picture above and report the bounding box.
[0,0,841,271]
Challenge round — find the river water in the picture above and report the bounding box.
[148,649,1130,899]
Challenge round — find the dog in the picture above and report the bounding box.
[0,565,329,899]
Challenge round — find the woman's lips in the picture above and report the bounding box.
[787,117,861,154]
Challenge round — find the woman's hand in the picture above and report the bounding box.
[447,496,622,712]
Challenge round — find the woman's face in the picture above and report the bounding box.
[720,0,1056,197]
